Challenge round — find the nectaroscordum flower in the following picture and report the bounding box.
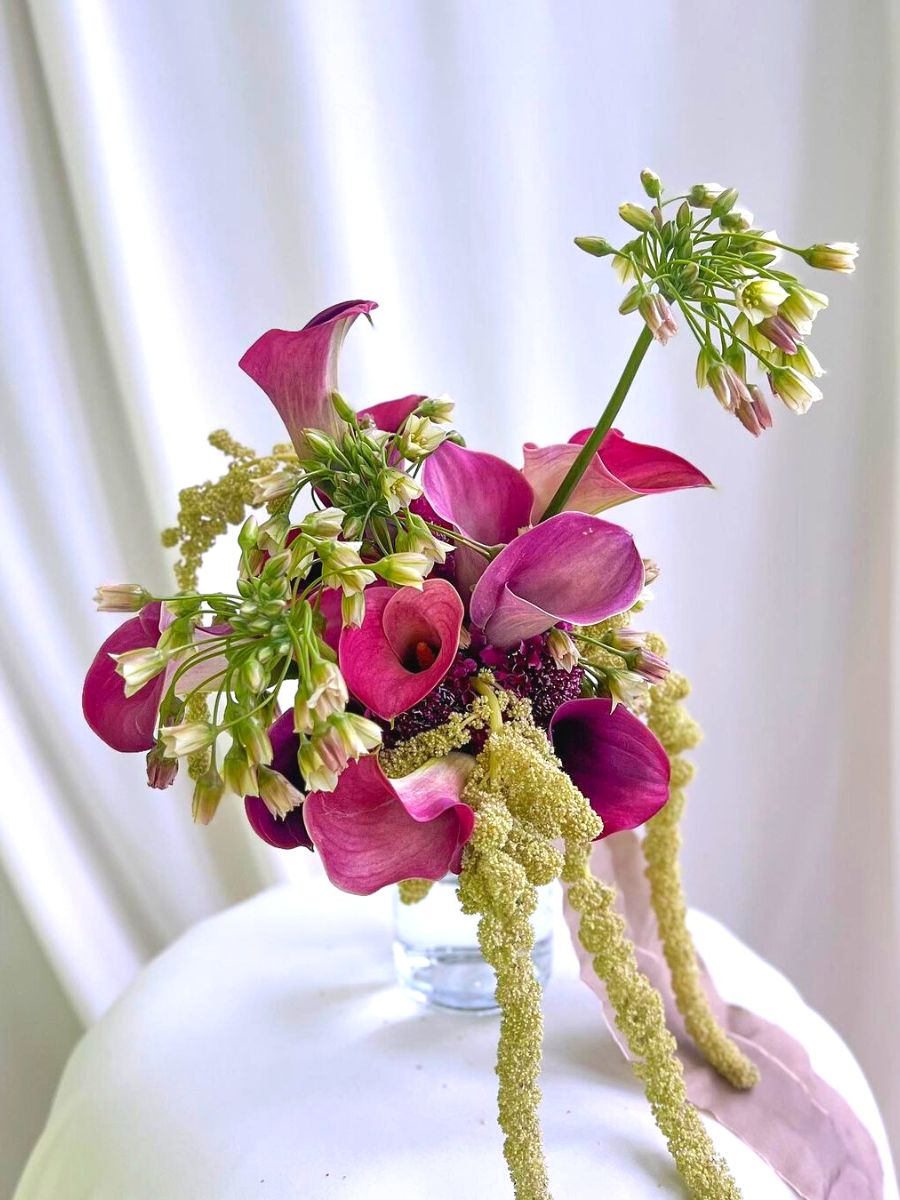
[244,711,312,850]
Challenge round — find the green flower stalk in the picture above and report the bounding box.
[543,170,858,519]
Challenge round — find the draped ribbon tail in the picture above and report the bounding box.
[563,833,885,1200]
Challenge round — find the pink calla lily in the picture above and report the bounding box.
[523,428,711,522]
[244,711,312,850]
[239,300,377,457]
[359,394,424,433]
[304,752,476,895]
[82,603,166,752]
[423,441,534,595]
[83,607,230,755]
[549,697,670,837]
[339,579,464,719]
[469,512,643,650]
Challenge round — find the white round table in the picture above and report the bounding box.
[14,869,898,1200]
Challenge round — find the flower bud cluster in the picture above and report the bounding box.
[576,168,858,435]
[115,389,469,818]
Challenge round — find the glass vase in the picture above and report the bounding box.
[392,874,556,1011]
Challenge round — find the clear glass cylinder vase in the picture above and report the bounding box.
[392,874,556,1011]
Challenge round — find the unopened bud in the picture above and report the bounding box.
[94,583,151,613]
[374,552,430,588]
[161,720,216,759]
[688,182,724,208]
[719,207,753,232]
[301,428,337,459]
[802,242,858,274]
[242,656,266,694]
[618,285,642,315]
[237,717,272,766]
[146,741,179,789]
[415,395,455,423]
[631,646,670,684]
[341,591,366,628]
[710,187,739,218]
[330,391,357,424]
[574,235,614,258]
[618,202,656,233]
[223,742,257,797]
[302,507,346,539]
[238,516,259,552]
[640,167,662,199]
[192,765,225,825]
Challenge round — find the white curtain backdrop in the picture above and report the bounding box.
[2,0,897,1188]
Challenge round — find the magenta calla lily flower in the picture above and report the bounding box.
[469,512,643,650]
[304,752,475,895]
[423,441,534,595]
[82,603,165,752]
[239,300,377,456]
[523,428,711,522]
[339,579,464,719]
[359,394,424,433]
[549,697,670,837]
[84,606,229,755]
[244,711,312,850]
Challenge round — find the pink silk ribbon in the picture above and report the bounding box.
[562,833,884,1200]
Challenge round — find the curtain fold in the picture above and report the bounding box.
[2,0,897,1186]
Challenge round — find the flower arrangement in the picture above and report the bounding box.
[83,172,857,1199]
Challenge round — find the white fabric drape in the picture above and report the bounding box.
[1,0,897,1187]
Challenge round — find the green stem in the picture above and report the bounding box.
[539,325,653,521]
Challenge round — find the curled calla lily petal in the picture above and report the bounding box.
[82,603,165,752]
[358,394,423,433]
[304,752,476,895]
[523,428,711,521]
[244,711,312,850]
[469,512,643,650]
[423,441,534,594]
[339,579,463,719]
[549,697,670,837]
[239,300,377,456]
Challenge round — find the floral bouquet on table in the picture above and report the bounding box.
[83,173,861,1200]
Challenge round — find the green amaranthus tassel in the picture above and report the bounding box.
[161,429,295,590]
[563,837,741,1199]
[445,697,741,1200]
[644,641,760,1091]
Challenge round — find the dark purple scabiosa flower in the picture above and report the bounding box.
[381,629,585,748]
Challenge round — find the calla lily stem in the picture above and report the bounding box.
[540,325,653,521]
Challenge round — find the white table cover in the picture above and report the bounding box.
[14,872,898,1200]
